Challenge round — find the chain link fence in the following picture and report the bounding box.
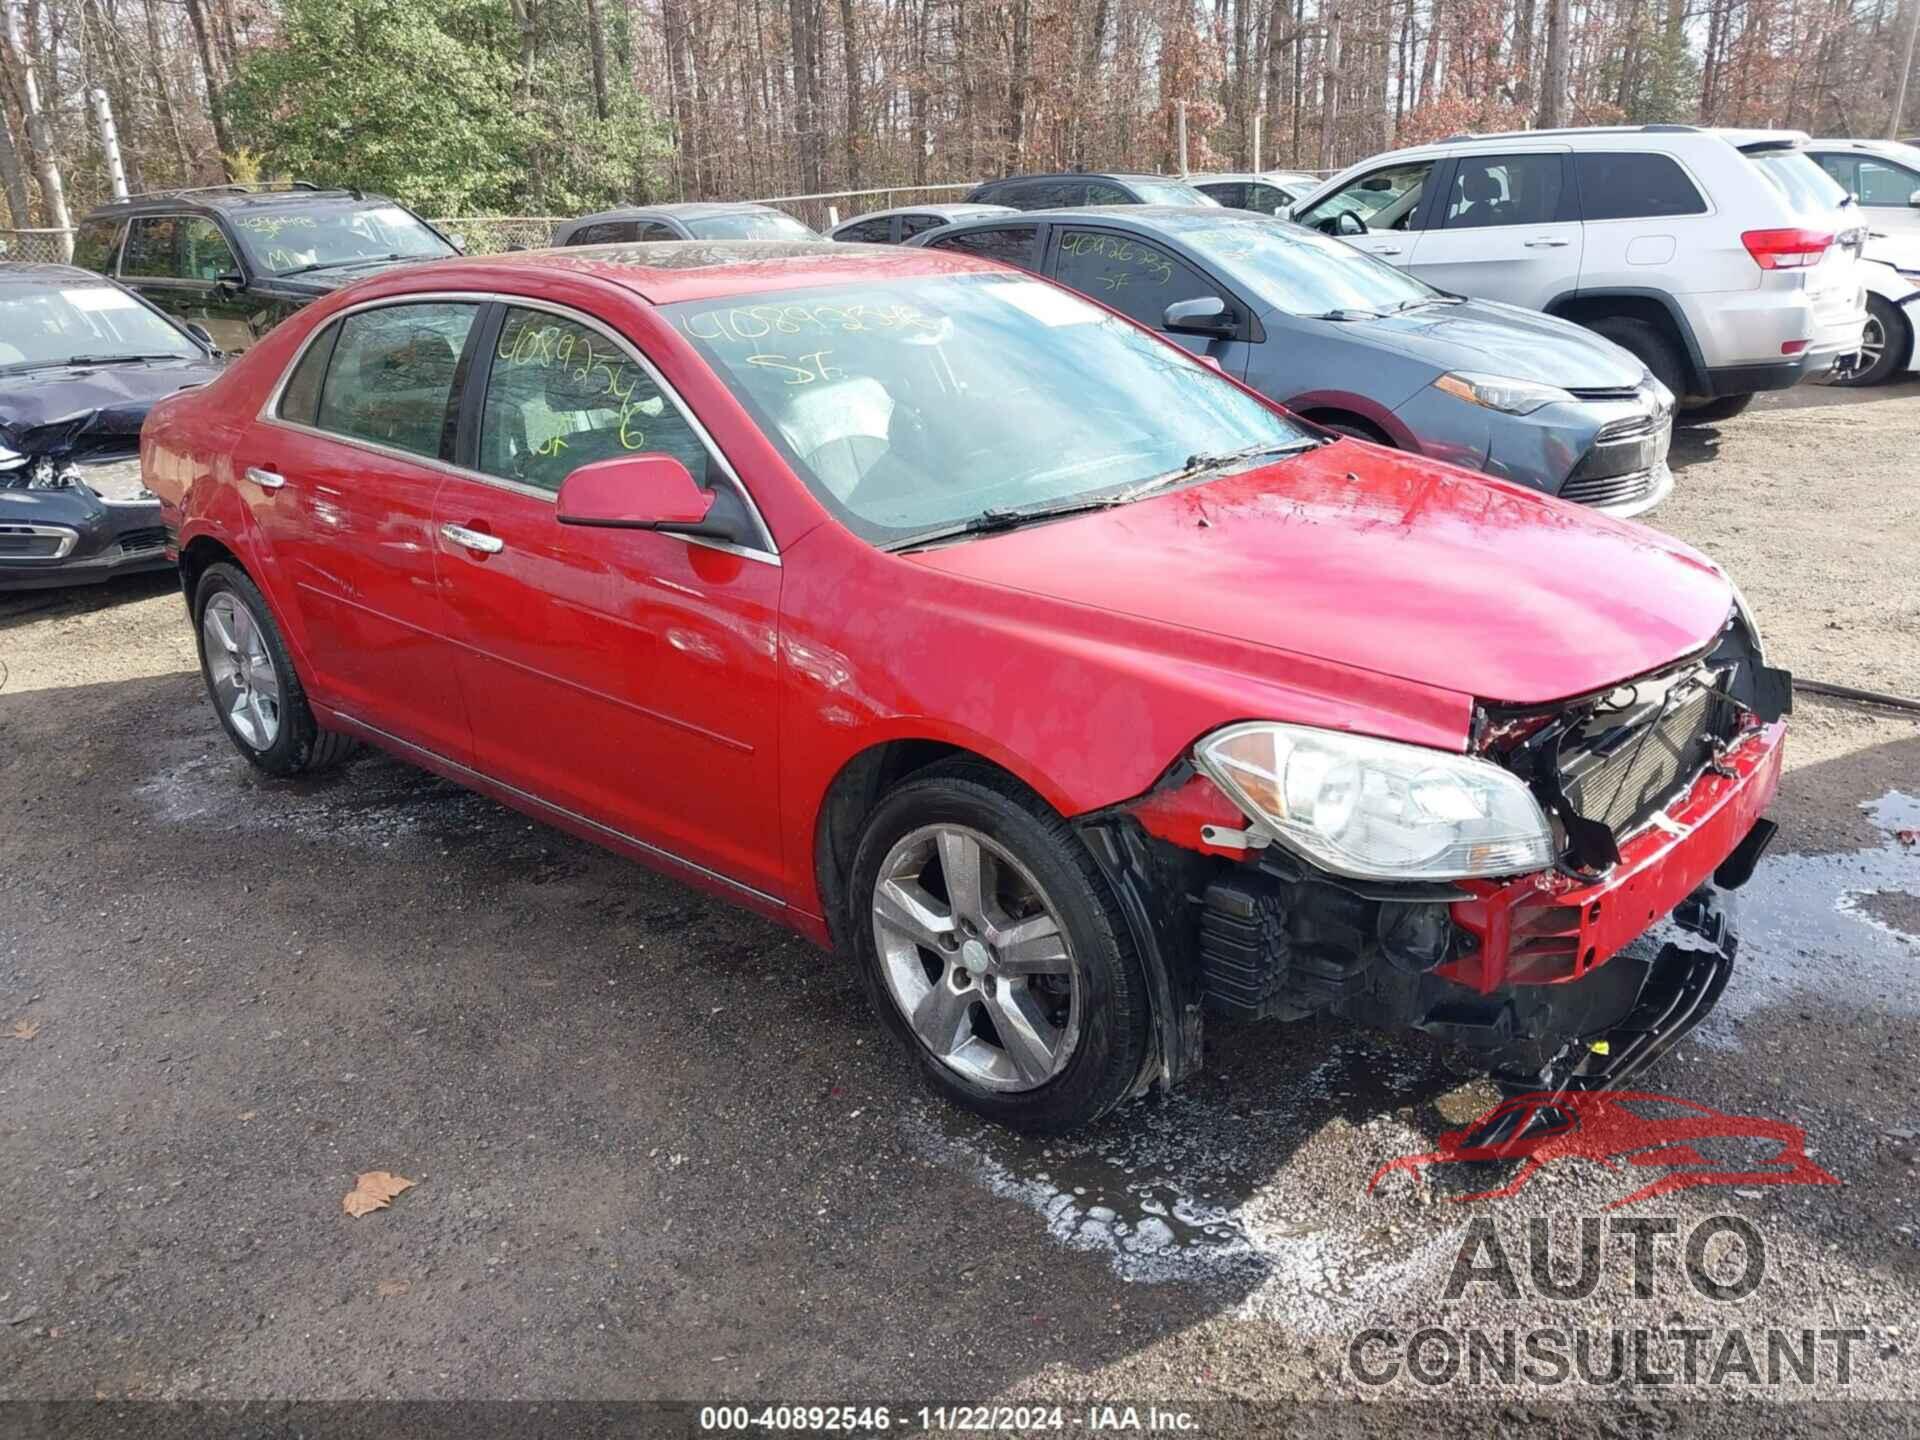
[426,216,569,254]
[0,228,77,264]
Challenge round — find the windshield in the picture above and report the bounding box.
[232,204,454,275]
[1182,219,1439,314]
[1129,180,1221,207]
[670,273,1307,546]
[686,210,819,241]
[1747,150,1851,216]
[0,283,200,370]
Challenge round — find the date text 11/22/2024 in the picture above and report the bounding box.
[697,1404,1202,1433]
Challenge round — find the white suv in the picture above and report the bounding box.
[1287,126,1870,422]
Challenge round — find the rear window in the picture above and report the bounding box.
[927,225,1040,269]
[1745,149,1849,216]
[1574,153,1708,220]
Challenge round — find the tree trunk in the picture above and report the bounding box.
[663,0,699,195]
[1318,6,1341,169]
[1539,0,1570,127]
[3,0,71,248]
[1893,0,1920,136]
[0,101,33,227]
[585,0,610,121]
[838,0,859,186]
[181,0,232,160]
[1007,0,1031,168]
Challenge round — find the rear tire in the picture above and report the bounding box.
[1586,315,1689,401]
[848,761,1151,1134]
[1834,294,1908,388]
[192,562,357,777]
[1677,393,1755,425]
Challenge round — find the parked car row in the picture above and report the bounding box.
[132,238,1792,1133]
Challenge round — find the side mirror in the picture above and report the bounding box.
[184,321,215,348]
[215,271,244,292]
[1163,295,1236,337]
[557,454,714,531]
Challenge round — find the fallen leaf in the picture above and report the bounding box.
[238,1111,257,1122]
[342,1171,416,1218]
[375,1278,411,1297]
[1897,828,1918,848]
[7,1019,40,1041]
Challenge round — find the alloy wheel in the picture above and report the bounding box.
[1859,313,1887,371]
[202,592,282,751]
[871,823,1081,1092]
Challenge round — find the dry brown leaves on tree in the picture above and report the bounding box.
[342,1171,417,1218]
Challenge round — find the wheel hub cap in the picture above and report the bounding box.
[870,823,1082,1093]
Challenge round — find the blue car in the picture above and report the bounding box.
[912,206,1674,516]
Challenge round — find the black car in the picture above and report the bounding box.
[555,202,820,245]
[963,172,1221,210]
[71,182,460,355]
[0,263,223,589]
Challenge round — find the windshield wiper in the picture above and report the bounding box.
[14,353,186,370]
[1393,295,1462,311]
[883,495,1129,552]
[1307,307,1386,321]
[1112,439,1327,502]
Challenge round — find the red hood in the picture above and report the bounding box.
[910,443,1733,708]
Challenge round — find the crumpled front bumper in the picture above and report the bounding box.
[0,459,170,591]
[1445,717,1787,995]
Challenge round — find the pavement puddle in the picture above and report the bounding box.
[1699,788,1920,1038]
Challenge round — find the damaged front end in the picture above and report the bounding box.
[1079,603,1790,1099]
[0,448,171,589]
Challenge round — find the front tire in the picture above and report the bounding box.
[1834,295,1909,387]
[848,761,1152,1134]
[193,562,357,776]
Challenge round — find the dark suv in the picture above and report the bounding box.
[71,183,459,354]
[964,173,1219,210]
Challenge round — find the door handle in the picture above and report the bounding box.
[1370,246,1404,257]
[244,466,286,490]
[440,523,504,555]
[1524,238,1572,248]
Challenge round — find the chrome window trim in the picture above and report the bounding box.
[256,289,781,565]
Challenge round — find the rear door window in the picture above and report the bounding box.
[639,221,684,241]
[837,217,895,243]
[71,219,125,273]
[1246,183,1292,213]
[277,321,342,426]
[121,216,185,277]
[926,225,1041,269]
[314,302,477,460]
[477,306,712,493]
[1053,228,1228,332]
[898,213,947,241]
[1444,154,1567,227]
[1573,152,1708,220]
[1083,181,1132,205]
[1196,182,1246,209]
[570,220,636,245]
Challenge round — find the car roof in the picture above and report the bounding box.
[0,260,117,289]
[835,202,1016,226]
[81,185,390,219]
[569,202,791,225]
[933,203,1256,229]
[348,239,1014,306]
[1336,123,1812,170]
[1184,170,1318,184]
[974,172,1172,186]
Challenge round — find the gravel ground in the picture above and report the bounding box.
[1,380,1916,1434]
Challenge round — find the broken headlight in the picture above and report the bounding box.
[1193,722,1555,881]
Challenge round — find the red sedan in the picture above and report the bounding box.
[141,241,1790,1133]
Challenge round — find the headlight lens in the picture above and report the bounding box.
[1432,370,1575,415]
[1194,722,1555,881]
